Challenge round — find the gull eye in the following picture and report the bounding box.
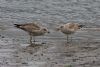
[43,28,47,31]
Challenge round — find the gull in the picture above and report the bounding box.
[56,23,84,43]
[14,22,49,46]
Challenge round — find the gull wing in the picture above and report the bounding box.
[14,23,40,32]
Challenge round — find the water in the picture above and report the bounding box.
[0,0,100,41]
[0,0,100,23]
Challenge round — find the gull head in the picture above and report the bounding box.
[55,25,64,31]
[41,28,50,33]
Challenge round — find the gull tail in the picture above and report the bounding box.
[79,24,85,28]
[14,24,22,28]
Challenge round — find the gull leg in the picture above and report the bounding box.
[29,34,36,47]
[33,36,35,44]
[30,34,32,45]
[67,34,69,43]
[70,35,72,43]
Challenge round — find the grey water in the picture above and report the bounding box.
[0,0,100,39]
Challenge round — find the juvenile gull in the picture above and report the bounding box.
[56,23,84,43]
[14,22,49,46]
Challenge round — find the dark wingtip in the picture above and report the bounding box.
[79,25,85,28]
[14,24,21,28]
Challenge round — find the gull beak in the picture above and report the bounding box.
[55,27,60,31]
[47,31,50,33]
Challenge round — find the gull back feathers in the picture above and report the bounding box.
[14,23,40,33]
[60,23,82,35]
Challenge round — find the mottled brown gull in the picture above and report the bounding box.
[56,23,84,43]
[14,22,49,46]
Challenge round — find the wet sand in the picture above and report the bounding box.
[0,29,100,67]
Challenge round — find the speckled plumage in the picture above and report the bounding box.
[56,23,84,42]
[14,22,49,46]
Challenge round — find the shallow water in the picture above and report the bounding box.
[0,0,100,67]
[0,0,100,42]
